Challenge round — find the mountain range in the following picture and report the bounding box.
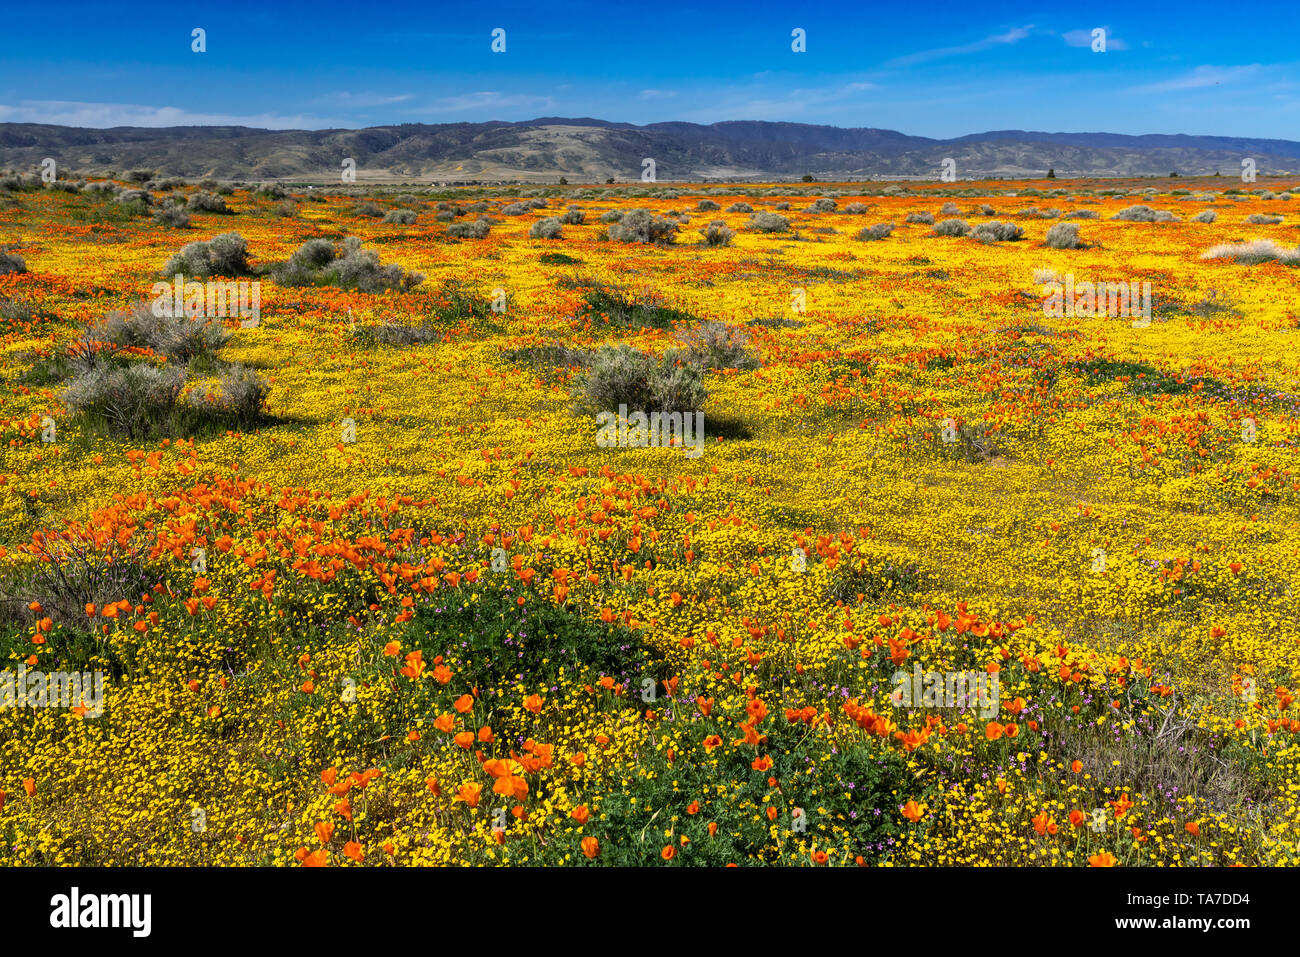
[2,118,1297,183]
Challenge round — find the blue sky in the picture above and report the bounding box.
[1,0,1296,139]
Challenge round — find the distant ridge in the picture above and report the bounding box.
[2,119,1296,182]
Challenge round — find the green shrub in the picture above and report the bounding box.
[608,208,678,244]
[400,582,659,694]
[447,218,491,239]
[187,192,231,213]
[1199,240,1300,266]
[0,296,32,321]
[97,302,231,363]
[382,208,418,224]
[185,364,270,426]
[500,342,590,371]
[161,232,252,278]
[426,279,497,324]
[856,222,894,241]
[273,236,423,293]
[698,220,735,246]
[152,203,192,228]
[672,321,759,370]
[530,216,564,239]
[931,218,970,237]
[1044,222,1084,249]
[61,364,185,439]
[0,250,27,274]
[747,211,789,233]
[905,211,934,225]
[650,359,709,414]
[1112,205,1178,222]
[577,285,699,329]
[560,206,586,225]
[971,221,1025,243]
[579,344,706,414]
[117,189,152,207]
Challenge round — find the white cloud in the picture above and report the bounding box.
[312,91,414,107]
[1129,65,1261,94]
[413,91,555,113]
[0,100,322,129]
[669,80,882,122]
[885,25,1035,67]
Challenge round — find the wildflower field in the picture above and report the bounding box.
[3,175,1300,867]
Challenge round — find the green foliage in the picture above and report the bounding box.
[274,236,424,293]
[577,285,701,330]
[402,584,661,692]
[61,363,185,440]
[607,208,678,244]
[578,343,707,414]
[162,232,252,278]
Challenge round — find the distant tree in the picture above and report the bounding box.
[1170,171,1179,177]
[559,176,568,185]
[606,177,615,184]
[1046,168,1056,179]
[801,174,815,183]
